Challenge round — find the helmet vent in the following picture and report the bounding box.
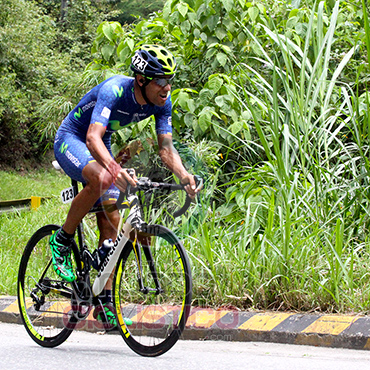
[130,44,177,76]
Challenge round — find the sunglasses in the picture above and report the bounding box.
[147,76,175,87]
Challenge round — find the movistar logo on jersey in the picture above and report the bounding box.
[113,85,124,98]
[109,120,124,131]
[74,107,83,120]
[59,142,68,154]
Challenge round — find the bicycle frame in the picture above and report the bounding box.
[18,170,197,355]
[70,179,159,305]
[91,193,139,297]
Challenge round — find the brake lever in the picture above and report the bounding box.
[194,175,203,192]
[125,168,136,195]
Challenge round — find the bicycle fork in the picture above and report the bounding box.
[132,233,164,295]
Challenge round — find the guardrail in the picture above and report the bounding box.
[0,196,43,213]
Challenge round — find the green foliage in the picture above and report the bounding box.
[114,0,165,24]
[82,0,370,311]
[3,0,370,313]
[86,0,368,173]
[0,0,75,167]
[0,0,126,168]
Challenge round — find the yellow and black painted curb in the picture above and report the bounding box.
[2,295,370,350]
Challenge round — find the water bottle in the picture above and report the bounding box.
[92,239,114,270]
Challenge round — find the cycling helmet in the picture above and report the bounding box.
[130,44,177,77]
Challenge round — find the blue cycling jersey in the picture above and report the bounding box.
[60,75,173,139]
[54,75,173,204]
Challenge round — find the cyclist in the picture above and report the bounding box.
[50,44,199,328]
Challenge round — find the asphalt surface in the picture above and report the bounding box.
[2,295,370,351]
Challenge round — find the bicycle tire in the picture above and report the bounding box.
[17,224,82,347]
[113,224,192,357]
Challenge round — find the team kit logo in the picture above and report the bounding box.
[59,142,81,168]
[74,101,96,120]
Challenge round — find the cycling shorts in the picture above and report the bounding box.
[54,128,120,206]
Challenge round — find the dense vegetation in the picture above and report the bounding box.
[2,0,370,313]
[0,0,164,168]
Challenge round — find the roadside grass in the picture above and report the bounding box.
[2,1,370,314]
[2,168,370,314]
[0,169,70,200]
[0,170,71,295]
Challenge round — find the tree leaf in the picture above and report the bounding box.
[126,38,135,51]
[248,6,259,22]
[178,90,190,110]
[178,2,188,18]
[180,20,191,35]
[208,75,224,93]
[216,52,227,66]
[118,46,130,62]
[102,22,115,42]
[215,95,225,107]
[215,26,227,40]
[102,44,115,61]
[222,0,234,12]
[230,120,243,134]
[199,110,212,132]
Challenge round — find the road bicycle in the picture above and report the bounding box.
[17,168,202,357]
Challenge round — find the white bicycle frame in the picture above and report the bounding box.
[91,193,141,297]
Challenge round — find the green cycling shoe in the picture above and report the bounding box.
[49,231,76,282]
[93,302,133,331]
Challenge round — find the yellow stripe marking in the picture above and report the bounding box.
[187,309,228,329]
[42,301,71,318]
[302,315,359,335]
[239,312,292,331]
[364,338,370,350]
[3,298,34,313]
[94,122,104,126]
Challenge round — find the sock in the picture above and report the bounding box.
[55,227,74,246]
[101,290,112,304]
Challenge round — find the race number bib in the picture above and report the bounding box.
[61,187,75,204]
[131,54,148,73]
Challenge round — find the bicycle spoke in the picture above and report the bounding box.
[114,225,192,357]
[18,225,81,347]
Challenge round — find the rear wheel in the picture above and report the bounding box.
[17,224,82,347]
[113,224,192,357]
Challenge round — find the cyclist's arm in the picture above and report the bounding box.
[157,133,198,197]
[86,124,137,190]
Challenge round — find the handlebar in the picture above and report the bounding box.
[115,174,203,218]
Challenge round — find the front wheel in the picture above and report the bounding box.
[113,224,192,357]
[17,224,82,347]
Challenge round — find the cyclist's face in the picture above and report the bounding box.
[146,76,173,107]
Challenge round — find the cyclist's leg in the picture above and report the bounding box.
[97,205,120,293]
[52,130,116,280]
[93,197,120,328]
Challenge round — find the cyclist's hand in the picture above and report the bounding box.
[115,168,138,192]
[181,173,202,199]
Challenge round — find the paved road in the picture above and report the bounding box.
[2,322,370,370]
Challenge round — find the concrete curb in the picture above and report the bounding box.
[2,295,370,350]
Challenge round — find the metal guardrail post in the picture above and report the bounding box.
[30,196,41,211]
[0,196,47,213]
